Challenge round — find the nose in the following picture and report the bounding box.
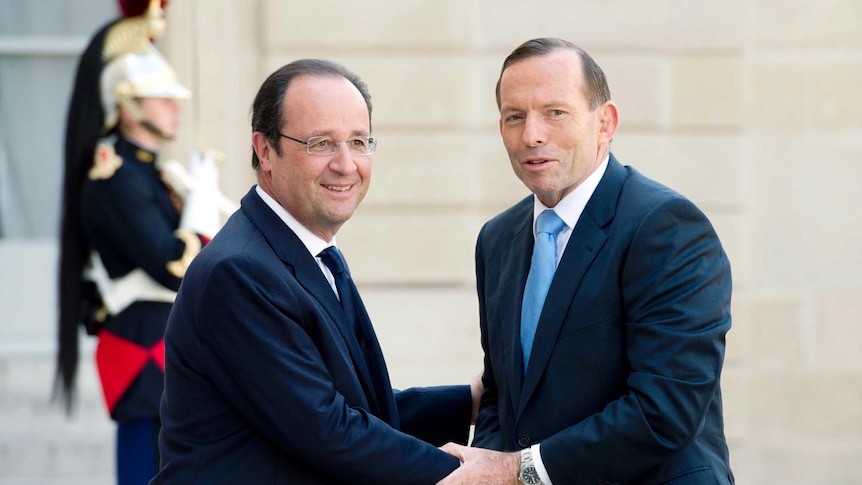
[522,114,547,147]
[328,142,357,174]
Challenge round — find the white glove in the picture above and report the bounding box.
[180,150,222,238]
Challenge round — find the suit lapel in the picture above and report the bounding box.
[240,188,383,416]
[499,200,533,420]
[517,155,627,418]
[352,295,399,426]
[293,253,386,418]
[518,216,607,415]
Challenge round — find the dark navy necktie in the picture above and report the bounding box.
[319,246,394,419]
[318,246,361,337]
[520,209,566,373]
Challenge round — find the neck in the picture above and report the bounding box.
[120,126,163,151]
[256,177,340,242]
[596,145,610,165]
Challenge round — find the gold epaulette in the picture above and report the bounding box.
[89,142,123,180]
[166,229,202,278]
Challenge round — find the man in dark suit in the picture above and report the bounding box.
[153,59,476,484]
[440,38,734,484]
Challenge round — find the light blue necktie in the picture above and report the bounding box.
[520,209,566,372]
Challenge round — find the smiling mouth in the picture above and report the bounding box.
[525,159,552,165]
[324,184,351,192]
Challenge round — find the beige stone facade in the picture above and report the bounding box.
[153,1,862,483]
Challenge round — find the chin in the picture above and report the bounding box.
[325,208,355,227]
[519,176,552,194]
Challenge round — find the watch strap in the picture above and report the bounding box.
[519,447,545,485]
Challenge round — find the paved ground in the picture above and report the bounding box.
[1,352,115,485]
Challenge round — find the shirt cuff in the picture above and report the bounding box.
[532,443,553,485]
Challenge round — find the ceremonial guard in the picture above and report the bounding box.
[56,1,223,483]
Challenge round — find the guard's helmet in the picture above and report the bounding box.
[100,46,190,131]
[98,0,188,131]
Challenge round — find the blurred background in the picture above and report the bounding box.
[1,0,861,483]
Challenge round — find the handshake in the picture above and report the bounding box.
[435,444,523,485]
[429,372,531,485]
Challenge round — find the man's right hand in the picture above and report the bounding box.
[436,443,520,485]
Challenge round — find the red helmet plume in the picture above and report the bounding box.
[118,0,169,18]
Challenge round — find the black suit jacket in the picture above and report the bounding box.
[154,188,470,484]
[473,155,733,484]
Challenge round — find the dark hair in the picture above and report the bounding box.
[495,38,611,111]
[250,59,373,170]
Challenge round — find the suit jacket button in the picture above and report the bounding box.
[518,436,530,448]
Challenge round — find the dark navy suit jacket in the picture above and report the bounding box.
[154,188,470,484]
[472,155,734,484]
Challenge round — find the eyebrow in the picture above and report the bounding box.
[500,102,571,113]
[308,129,371,138]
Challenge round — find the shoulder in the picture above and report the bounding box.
[617,164,708,224]
[610,166,725,265]
[592,154,679,207]
[590,157,721,249]
[87,139,124,181]
[190,214,257,270]
[84,137,158,199]
[186,211,278,285]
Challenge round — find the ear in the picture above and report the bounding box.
[117,103,137,128]
[596,101,620,144]
[118,96,146,123]
[251,131,274,172]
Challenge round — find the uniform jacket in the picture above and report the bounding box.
[81,135,194,421]
[154,187,470,484]
[472,154,734,484]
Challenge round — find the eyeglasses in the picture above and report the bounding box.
[280,133,377,156]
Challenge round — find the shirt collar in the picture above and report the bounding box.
[531,154,609,235]
[254,185,335,258]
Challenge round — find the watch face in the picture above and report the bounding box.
[521,466,542,485]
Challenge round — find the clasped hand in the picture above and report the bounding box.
[436,443,520,485]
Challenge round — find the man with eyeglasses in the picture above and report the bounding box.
[153,59,480,484]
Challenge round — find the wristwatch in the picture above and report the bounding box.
[518,447,545,485]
